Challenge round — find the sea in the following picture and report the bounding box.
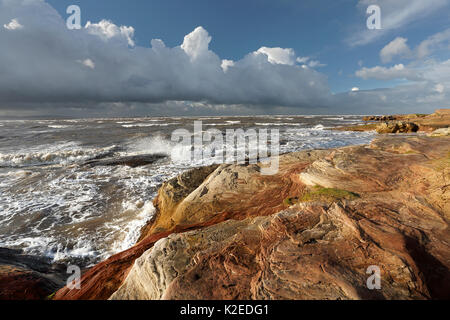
[0,115,375,267]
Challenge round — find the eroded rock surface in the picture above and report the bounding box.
[376,121,419,134]
[112,200,447,300]
[55,135,450,300]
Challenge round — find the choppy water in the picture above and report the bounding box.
[0,115,375,267]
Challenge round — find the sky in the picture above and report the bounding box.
[1,0,450,118]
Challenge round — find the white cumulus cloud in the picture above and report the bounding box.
[0,0,331,111]
[221,59,234,72]
[356,64,421,81]
[380,37,411,63]
[3,18,23,30]
[85,20,135,47]
[181,26,212,60]
[255,47,296,65]
[0,0,449,116]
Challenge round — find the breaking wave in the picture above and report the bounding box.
[0,116,375,266]
[0,142,117,167]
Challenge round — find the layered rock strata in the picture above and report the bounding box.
[55,135,450,300]
[0,248,65,300]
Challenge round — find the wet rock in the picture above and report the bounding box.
[0,248,65,300]
[83,154,167,168]
[111,200,449,300]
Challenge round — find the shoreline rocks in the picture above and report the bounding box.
[83,154,167,168]
[363,115,396,121]
[0,248,66,300]
[335,109,449,133]
[3,110,448,300]
[429,127,450,137]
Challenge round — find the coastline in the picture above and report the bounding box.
[55,110,449,300]
[1,111,449,300]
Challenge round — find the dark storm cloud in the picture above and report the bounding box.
[0,1,331,109]
[0,0,449,117]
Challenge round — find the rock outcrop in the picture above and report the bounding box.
[429,127,450,137]
[0,248,65,300]
[107,135,449,300]
[54,150,329,300]
[376,121,419,134]
[337,109,450,133]
[54,134,450,300]
[363,115,396,121]
[84,154,167,168]
[434,109,450,116]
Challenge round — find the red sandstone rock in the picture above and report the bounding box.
[0,265,57,300]
[338,109,450,133]
[55,135,450,300]
[0,248,64,300]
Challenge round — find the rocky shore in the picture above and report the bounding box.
[334,108,450,134]
[0,248,65,300]
[2,110,449,300]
